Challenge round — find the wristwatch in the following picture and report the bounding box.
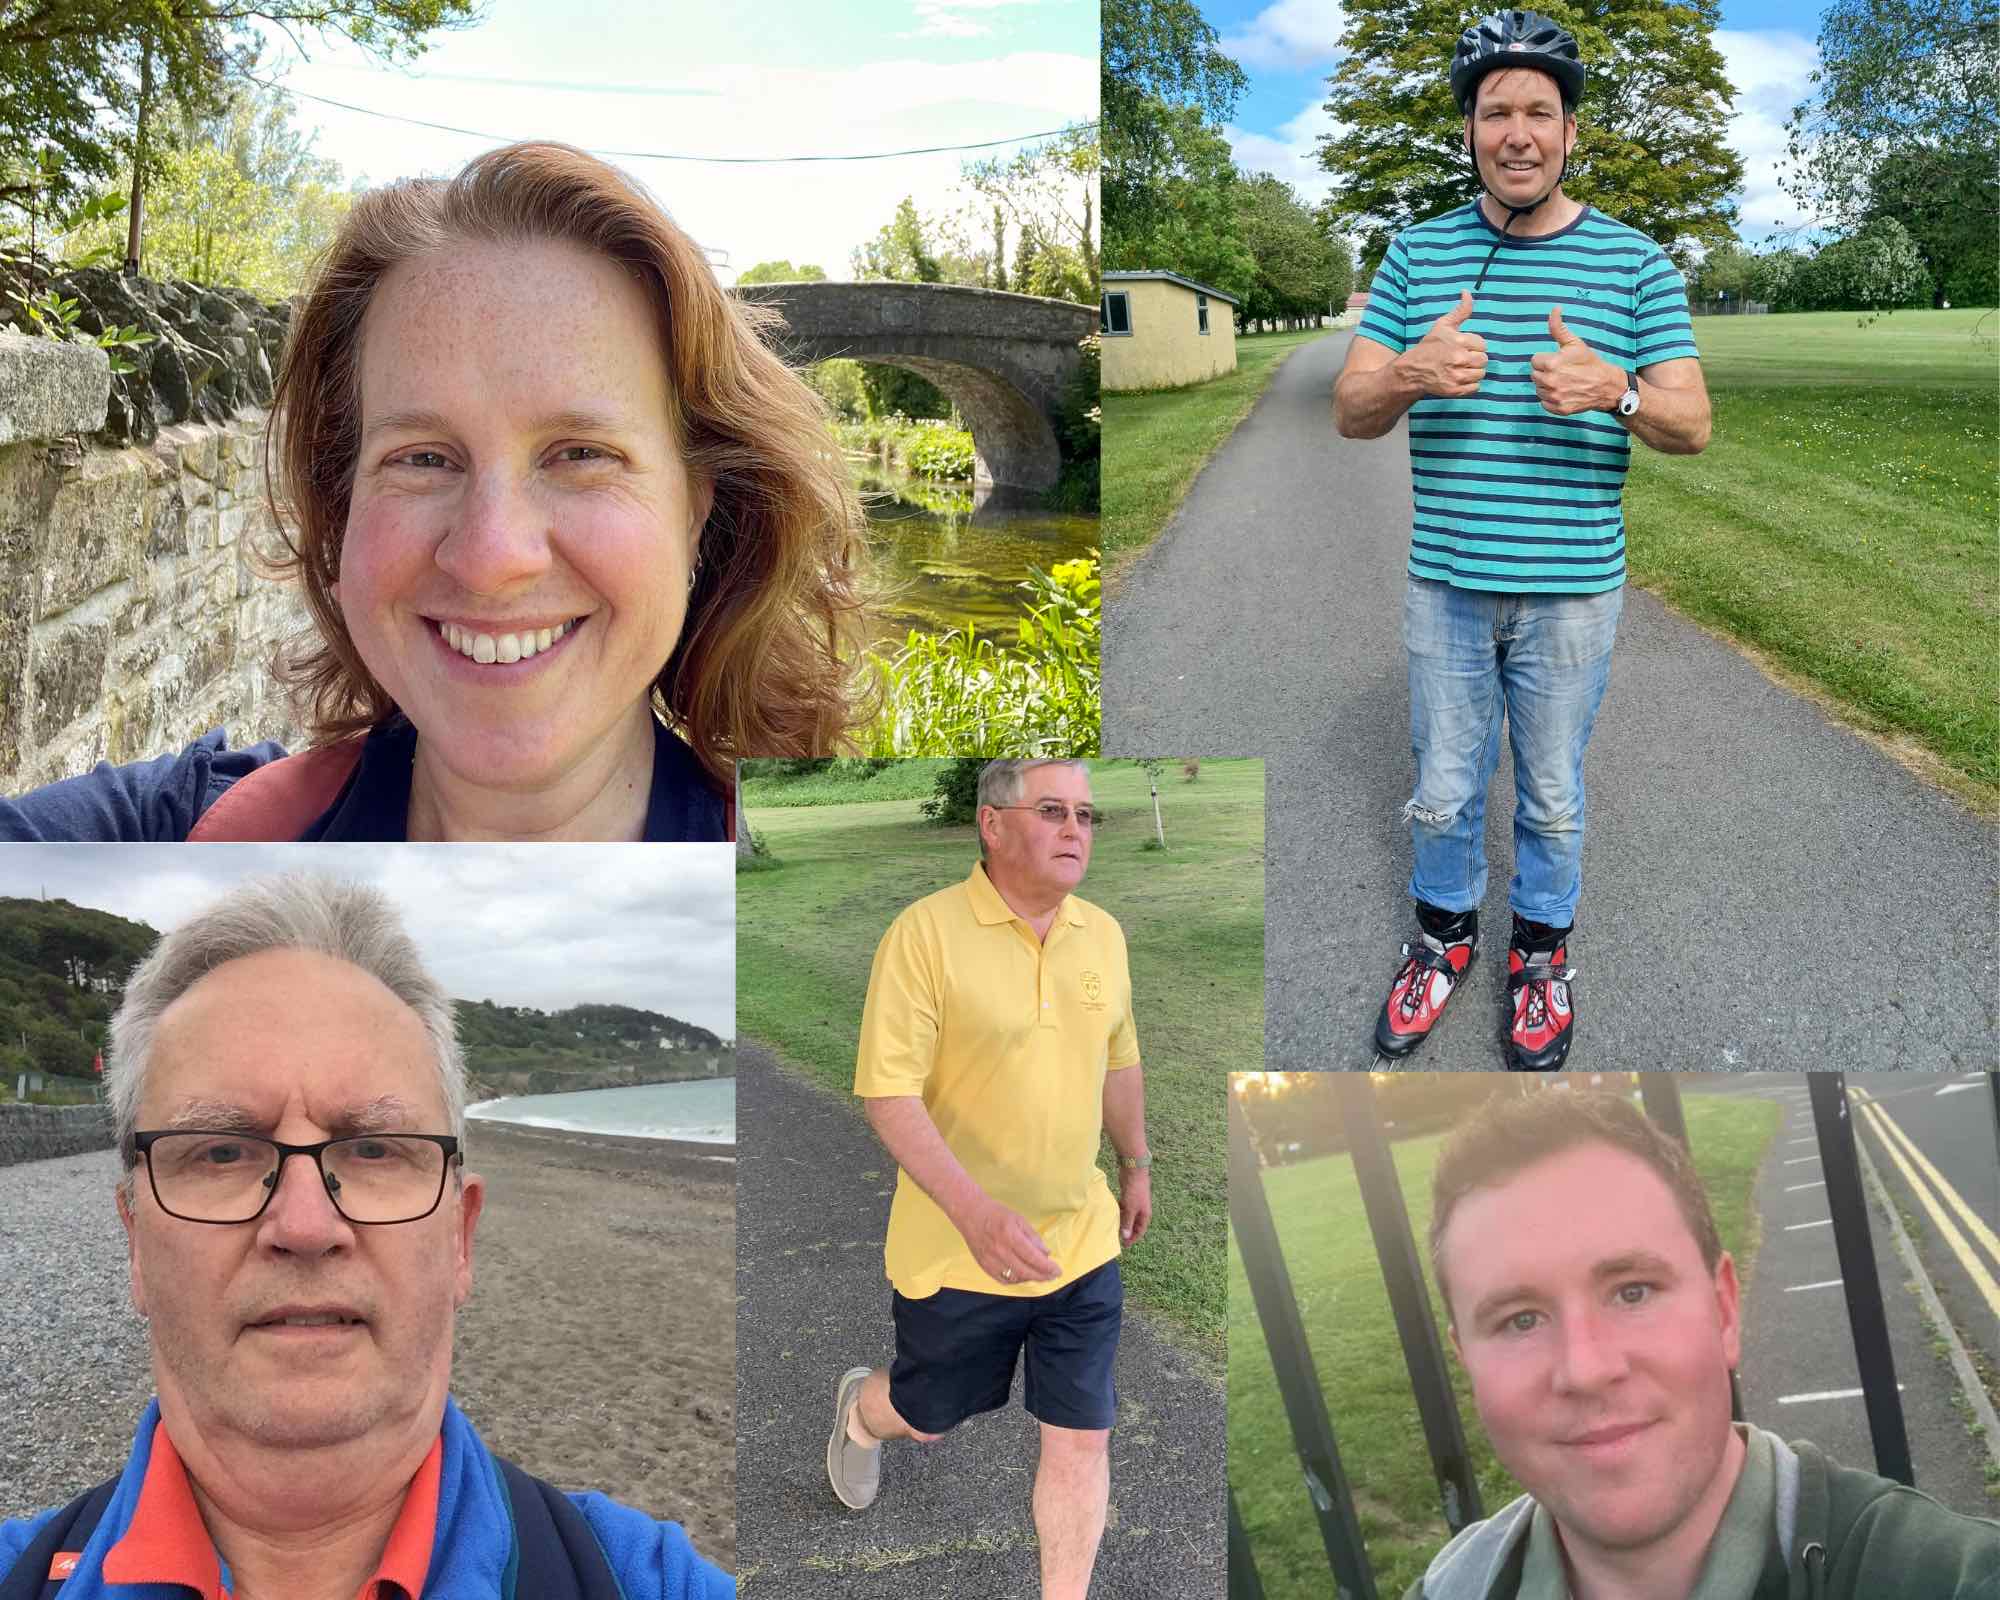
[1119,1153,1153,1170]
[1616,369,1641,417]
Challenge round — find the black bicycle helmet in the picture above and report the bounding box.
[1450,10,1584,115]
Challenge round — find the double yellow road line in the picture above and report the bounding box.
[1849,1084,2000,1329]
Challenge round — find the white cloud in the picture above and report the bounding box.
[1713,29,1828,235]
[1218,0,1348,73]
[908,0,1043,40]
[1226,98,1343,205]
[258,32,1095,284]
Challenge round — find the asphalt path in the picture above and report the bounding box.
[1688,1074,1997,1516]
[734,1042,1227,1598]
[1102,331,1999,1069]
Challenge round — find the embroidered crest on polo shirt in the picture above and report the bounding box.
[1080,971,1105,1008]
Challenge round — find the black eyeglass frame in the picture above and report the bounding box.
[129,1130,463,1226]
[987,802,1105,829]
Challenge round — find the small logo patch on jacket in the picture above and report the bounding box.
[50,1552,81,1579]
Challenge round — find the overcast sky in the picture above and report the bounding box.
[246,0,1096,284]
[1208,0,1828,247]
[0,846,735,1039]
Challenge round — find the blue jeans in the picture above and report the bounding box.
[1402,577,1624,927]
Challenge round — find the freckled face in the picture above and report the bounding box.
[339,237,711,794]
[1441,1143,1741,1560]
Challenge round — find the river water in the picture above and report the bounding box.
[857,465,1098,650]
[466,1077,736,1144]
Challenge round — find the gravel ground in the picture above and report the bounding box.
[0,1148,155,1519]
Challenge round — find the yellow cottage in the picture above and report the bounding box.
[1100,270,1240,391]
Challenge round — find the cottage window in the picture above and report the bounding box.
[1103,291,1132,336]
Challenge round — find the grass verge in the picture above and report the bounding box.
[1101,329,1333,581]
[738,758,1266,1364]
[1624,308,1999,809]
[1228,1088,1779,1599]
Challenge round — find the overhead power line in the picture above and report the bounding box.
[252,77,1095,164]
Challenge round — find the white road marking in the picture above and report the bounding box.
[1784,1279,1843,1293]
[1785,1181,1827,1192]
[1777,1386,1903,1406]
[1784,1219,1832,1231]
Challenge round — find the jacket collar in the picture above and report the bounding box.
[1416,1425,1807,1598]
[96,1400,439,1598]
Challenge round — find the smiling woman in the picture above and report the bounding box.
[1,142,872,843]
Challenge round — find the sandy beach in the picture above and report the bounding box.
[0,1118,735,1572]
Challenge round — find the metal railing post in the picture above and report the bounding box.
[1333,1074,1484,1532]
[1637,1073,1689,1150]
[1807,1073,1913,1485]
[1228,1088,1379,1600]
[1228,1487,1266,1600]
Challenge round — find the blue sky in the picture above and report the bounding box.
[247,0,1097,282]
[1205,0,1826,247]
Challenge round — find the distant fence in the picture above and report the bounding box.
[1691,299,1771,315]
[0,1102,115,1168]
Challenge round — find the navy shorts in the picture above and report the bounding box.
[888,1259,1122,1434]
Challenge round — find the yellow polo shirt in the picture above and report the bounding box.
[854,862,1141,1300]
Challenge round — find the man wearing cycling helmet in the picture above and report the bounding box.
[1334,9,1711,1069]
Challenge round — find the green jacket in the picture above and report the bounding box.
[1402,1429,2000,1600]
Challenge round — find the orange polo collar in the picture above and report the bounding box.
[98,1418,440,1599]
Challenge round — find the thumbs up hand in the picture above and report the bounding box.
[1530,306,1623,415]
[1402,290,1487,398]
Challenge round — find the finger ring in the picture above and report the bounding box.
[1002,1268,1014,1281]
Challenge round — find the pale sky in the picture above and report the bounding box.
[247,0,1097,282]
[0,845,735,1038]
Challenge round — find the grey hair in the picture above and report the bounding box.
[107,874,466,1170]
[975,759,1090,860]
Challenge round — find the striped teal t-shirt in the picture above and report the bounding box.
[1357,202,1699,594]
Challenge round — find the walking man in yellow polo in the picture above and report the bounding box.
[826,758,1151,1600]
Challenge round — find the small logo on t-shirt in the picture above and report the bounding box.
[1080,971,1105,1008]
[50,1553,81,1579]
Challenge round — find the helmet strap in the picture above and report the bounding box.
[1467,134,1571,290]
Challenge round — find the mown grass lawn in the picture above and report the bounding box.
[1229,1086,1779,1599]
[738,758,1265,1363]
[1101,328,1335,576]
[1624,309,1999,806]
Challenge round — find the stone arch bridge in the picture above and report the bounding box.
[732,281,1094,492]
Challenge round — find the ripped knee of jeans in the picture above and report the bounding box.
[1402,796,1457,829]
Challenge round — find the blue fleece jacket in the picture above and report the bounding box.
[0,1398,732,1599]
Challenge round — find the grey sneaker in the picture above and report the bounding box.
[827,1365,881,1510]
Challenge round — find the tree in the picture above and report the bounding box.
[1689,240,1760,305]
[0,0,479,234]
[1236,172,1352,327]
[63,80,353,296]
[735,259,828,285]
[1862,145,1997,307]
[963,122,1099,301]
[851,196,942,283]
[1102,0,1257,302]
[1318,0,1743,272]
[1794,216,1933,310]
[1782,0,1997,229]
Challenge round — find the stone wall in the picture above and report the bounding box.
[0,265,313,790]
[0,1102,115,1169]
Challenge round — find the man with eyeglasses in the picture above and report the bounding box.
[825,758,1151,1600]
[0,873,730,1600]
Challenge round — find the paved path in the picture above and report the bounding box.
[1693,1073,1996,1516]
[1104,332,1998,1069]
[734,1043,1226,1598]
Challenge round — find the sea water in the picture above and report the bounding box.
[466,1077,736,1144]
